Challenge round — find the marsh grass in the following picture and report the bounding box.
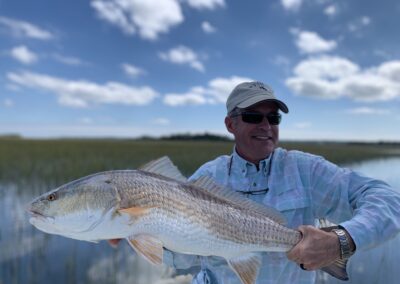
[0,138,399,186]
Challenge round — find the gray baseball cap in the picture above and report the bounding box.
[226,81,289,114]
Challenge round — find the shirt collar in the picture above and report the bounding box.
[231,146,272,177]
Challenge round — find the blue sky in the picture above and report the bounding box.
[1,0,400,141]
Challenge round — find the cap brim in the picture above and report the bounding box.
[236,96,289,113]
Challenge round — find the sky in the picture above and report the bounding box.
[1,0,400,141]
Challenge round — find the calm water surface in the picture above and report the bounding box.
[1,158,399,284]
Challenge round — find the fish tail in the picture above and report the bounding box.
[320,258,349,281]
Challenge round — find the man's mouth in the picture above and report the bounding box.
[252,135,272,140]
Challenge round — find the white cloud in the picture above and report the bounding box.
[0,16,54,40]
[186,0,225,10]
[159,45,205,72]
[164,90,210,106]
[293,30,337,54]
[281,0,302,11]
[91,0,184,40]
[121,63,146,78]
[201,21,216,33]
[10,45,38,64]
[324,5,337,16]
[163,75,252,106]
[292,56,359,80]
[347,107,391,115]
[7,71,159,108]
[286,56,400,102]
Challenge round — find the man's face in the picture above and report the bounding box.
[225,101,280,164]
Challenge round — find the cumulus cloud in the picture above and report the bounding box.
[159,45,205,72]
[201,21,216,33]
[292,30,337,54]
[91,0,184,40]
[10,45,38,64]
[0,16,54,40]
[7,71,159,108]
[186,0,225,10]
[163,75,252,106]
[281,0,302,11]
[286,56,400,102]
[121,63,146,78]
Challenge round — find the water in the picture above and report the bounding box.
[1,158,399,284]
[320,157,400,284]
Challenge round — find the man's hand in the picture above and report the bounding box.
[286,225,341,270]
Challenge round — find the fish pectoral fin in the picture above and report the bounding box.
[227,253,262,284]
[321,258,349,281]
[118,206,156,217]
[126,234,164,265]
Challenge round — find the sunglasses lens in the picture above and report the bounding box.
[267,114,281,125]
[240,112,282,125]
[241,113,263,123]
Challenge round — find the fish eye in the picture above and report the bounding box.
[47,193,57,202]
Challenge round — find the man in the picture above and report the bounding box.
[110,81,400,283]
[164,81,400,283]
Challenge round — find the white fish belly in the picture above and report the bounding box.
[131,212,289,259]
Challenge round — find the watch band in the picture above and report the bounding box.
[332,228,354,259]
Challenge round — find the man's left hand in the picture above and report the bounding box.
[286,225,341,270]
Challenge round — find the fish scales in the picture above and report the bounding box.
[111,170,300,250]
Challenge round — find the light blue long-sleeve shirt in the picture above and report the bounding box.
[165,147,400,283]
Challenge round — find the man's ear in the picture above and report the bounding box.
[225,116,235,134]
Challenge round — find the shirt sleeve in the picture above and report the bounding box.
[309,156,400,251]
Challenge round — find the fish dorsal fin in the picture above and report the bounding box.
[191,176,286,225]
[126,234,164,265]
[139,156,187,182]
[227,253,262,284]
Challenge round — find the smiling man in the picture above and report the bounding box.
[164,81,400,284]
[108,81,400,284]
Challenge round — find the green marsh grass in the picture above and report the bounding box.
[0,138,399,185]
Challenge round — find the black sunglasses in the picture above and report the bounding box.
[231,111,282,125]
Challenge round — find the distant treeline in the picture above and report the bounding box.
[139,133,232,142]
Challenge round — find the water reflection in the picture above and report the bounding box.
[0,182,192,284]
[319,157,400,284]
[1,158,399,283]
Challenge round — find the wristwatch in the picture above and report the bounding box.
[332,228,355,259]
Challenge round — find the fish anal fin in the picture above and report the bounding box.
[139,156,187,182]
[321,258,349,281]
[118,206,156,217]
[126,235,164,265]
[227,253,261,284]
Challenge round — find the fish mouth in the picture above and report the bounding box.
[26,206,48,219]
